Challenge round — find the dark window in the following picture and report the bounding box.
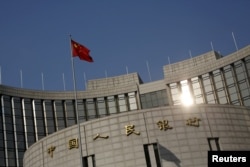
[34,100,46,139]
[86,99,96,120]
[78,100,87,123]
[207,137,220,151]
[82,154,96,167]
[55,100,66,130]
[45,100,56,134]
[140,90,168,109]
[65,100,76,127]
[143,143,162,167]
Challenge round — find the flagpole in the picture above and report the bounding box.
[41,72,44,90]
[146,61,152,82]
[62,73,66,91]
[168,56,172,72]
[189,50,192,58]
[232,32,239,51]
[210,41,214,51]
[126,66,129,75]
[69,35,84,167]
[83,72,87,90]
[20,69,23,88]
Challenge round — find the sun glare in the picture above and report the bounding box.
[180,82,194,106]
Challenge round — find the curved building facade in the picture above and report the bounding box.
[23,105,250,167]
[0,45,250,166]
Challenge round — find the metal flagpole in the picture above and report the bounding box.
[41,72,45,90]
[126,66,129,75]
[69,35,84,167]
[168,56,172,72]
[62,73,66,91]
[189,50,192,58]
[146,61,152,81]
[20,69,23,88]
[83,72,87,90]
[232,32,239,51]
[105,70,108,87]
[210,41,214,51]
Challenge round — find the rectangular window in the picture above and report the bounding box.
[24,98,35,146]
[128,92,137,110]
[180,80,193,105]
[143,144,151,167]
[207,137,220,151]
[143,143,162,167]
[97,97,107,117]
[86,99,96,120]
[118,94,127,112]
[44,100,56,134]
[13,99,26,167]
[141,93,152,109]
[213,70,227,104]
[65,100,76,127]
[169,83,181,105]
[78,100,86,123]
[202,74,216,104]
[234,61,250,106]
[191,77,204,104]
[55,100,66,130]
[107,96,117,114]
[140,90,168,109]
[223,65,241,105]
[82,154,96,167]
[34,99,46,140]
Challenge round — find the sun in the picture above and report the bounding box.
[181,85,194,106]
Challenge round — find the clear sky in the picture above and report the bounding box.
[0,0,250,91]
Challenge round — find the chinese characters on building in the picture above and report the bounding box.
[47,117,201,157]
[47,146,56,158]
[186,117,201,127]
[68,138,79,149]
[157,120,173,131]
[93,133,109,140]
[125,125,140,136]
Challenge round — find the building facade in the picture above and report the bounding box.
[1,45,250,166]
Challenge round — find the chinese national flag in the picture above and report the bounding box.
[71,39,93,62]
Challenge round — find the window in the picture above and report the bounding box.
[143,143,161,167]
[23,98,35,146]
[107,96,117,114]
[44,100,56,134]
[128,92,137,110]
[97,97,107,117]
[207,137,220,151]
[55,100,66,130]
[202,74,216,104]
[234,61,250,106]
[191,77,204,104]
[180,80,193,106]
[82,154,96,167]
[213,70,227,104]
[65,100,76,126]
[86,99,96,120]
[78,100,87,123]
[170,83,181,105]
[118,94,127,112]
[140,90,168,109]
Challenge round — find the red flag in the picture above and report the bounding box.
[71,39,93,62]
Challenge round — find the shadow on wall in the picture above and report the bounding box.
[159,144,181,167]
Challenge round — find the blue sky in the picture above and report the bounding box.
[0,0,250,91]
